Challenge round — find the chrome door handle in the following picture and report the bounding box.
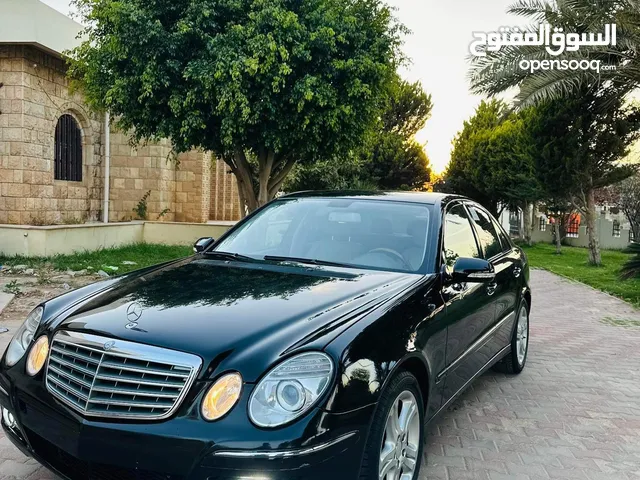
[486,282,498,296]
[513,267,522,278]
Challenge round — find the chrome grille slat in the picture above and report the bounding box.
[47,365,93,389]
[91,386,180,399]
[48,375,90,401]
[94,374,185,388]
[87,398,175,408]
[51,345,101,365]
[48,382,89,409]
[45,331,202,421]
[49,355,98,377]
[99,361,191,378]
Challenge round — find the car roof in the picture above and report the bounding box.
[280,191,466,206]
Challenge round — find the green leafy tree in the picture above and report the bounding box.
[285,78,433,191]
[444,100,509,215]
[469,0,640,107]
[366,78,432,190]
[283,154,373,192]
[69,0,404,214]
[444,100,542,222]
[525,93,640,265]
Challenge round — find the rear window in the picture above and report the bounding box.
[468,206,503,259]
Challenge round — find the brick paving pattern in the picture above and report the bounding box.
[0,270,639,479]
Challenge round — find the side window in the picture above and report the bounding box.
[468,206,503,259]
[492,217,512,252]
[443,204,480,273]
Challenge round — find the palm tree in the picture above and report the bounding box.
[469,0,640,107]
[621,241,640,279]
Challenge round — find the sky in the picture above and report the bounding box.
[41,0,520,174]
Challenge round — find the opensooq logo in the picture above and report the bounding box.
[469,23,617,57]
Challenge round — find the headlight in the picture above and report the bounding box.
[201,372,243,421]
[248,352,333,428]
[5,307,43,367]
[26,336,49,376]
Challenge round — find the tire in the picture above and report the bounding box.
[359,371,425,480]
[493,299,530,374]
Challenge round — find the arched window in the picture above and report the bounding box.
[54,114,82,181]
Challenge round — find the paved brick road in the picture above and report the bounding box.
[0,270,639,479]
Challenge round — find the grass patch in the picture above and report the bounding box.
[3,280,22,296]
[0,244,193,276]
[521,243,640,308]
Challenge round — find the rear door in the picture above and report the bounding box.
[466,204,520,356]
[440,202,497,402]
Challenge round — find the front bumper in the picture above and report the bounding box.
[0,372,373,480]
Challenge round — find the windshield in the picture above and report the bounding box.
[213,198,431,273]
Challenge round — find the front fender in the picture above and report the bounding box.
[322,276,442,414]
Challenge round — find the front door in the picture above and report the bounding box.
[439,203,497,402]
[467,204,520,356]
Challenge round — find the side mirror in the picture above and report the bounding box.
[452,257,495,283]
[194,237,215,254]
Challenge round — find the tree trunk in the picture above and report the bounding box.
[522,201,532,246]
[227,148,297,216]
[585,188,602,266]
[234,174,249,219]
[628,216,640,243]
[554,221,562,254]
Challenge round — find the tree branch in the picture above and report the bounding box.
[268,156,297,197]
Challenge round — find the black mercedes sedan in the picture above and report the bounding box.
[0,192,530,480]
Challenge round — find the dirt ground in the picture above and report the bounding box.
[0,270,99,325]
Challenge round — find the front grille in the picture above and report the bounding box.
[46,331,201,420]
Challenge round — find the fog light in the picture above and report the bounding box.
[2,408,16,429]
[26,336,49,376]
[201,372,242,421]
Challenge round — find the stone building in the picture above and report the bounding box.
[0,0,241,226]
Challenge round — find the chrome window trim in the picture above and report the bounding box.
[45,330,202,421]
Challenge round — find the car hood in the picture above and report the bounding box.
[52,257,423,381]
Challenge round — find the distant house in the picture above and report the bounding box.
[0,0,241,225]
[498,203,633,249]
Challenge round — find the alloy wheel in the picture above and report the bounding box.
[516,305,529,365]
[379,390,421,480]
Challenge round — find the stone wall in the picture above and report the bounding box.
[0,45,103,225]
[107,133,176,222]
[210,157,242,221]
[0,44,235,226]
[174,150,210,223]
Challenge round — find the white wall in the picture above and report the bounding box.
[0,221,234,257]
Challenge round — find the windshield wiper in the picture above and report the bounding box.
[263,255,350,268]
[203,251,260,263]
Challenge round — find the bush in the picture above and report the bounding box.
[620,242,640,280]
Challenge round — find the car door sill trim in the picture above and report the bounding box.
[428,344,511,425]
[436,311,515,382]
